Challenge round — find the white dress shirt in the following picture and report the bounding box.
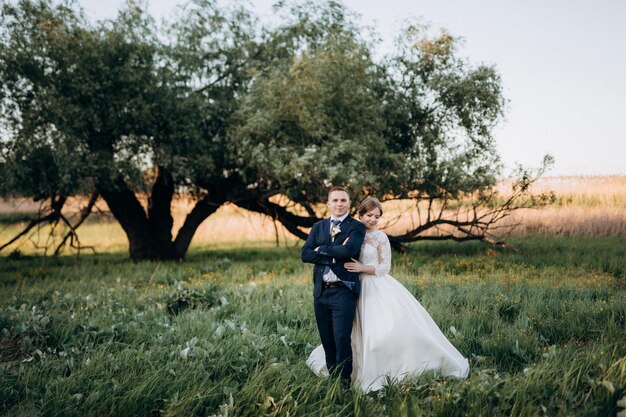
[322,213,349,282]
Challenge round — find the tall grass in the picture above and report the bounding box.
[1,237,625,416]
[509,175,626,208]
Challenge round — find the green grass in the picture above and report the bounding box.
[1,236,625,416]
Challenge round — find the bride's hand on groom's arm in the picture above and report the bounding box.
[345,258,366,273]
[345,258,376,274]
[344,259,362,272]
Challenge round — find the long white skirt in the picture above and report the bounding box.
[307,273,469,392]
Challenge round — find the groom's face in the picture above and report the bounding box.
[327,190,350,218]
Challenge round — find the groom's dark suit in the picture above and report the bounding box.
[302,216,365,383]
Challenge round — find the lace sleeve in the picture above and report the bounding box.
[374,231,391,276]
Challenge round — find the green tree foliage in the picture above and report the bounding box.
[230,17,552,245]
[0,0,551,259]
[230,29,387,202]
[0,0,262,259]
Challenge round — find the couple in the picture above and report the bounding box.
[301,186,469,392]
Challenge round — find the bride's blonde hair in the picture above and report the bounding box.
[358,197,383,217]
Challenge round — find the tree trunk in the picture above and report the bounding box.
[97,173,179,261]
[146,166,177,259]
[173,194,221,258]
[97,170,223,261]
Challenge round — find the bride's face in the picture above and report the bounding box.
[360,207,381,230]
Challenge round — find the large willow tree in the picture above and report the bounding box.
[229,17,553,247]
[0,0,551,260]
[0,0,266,260]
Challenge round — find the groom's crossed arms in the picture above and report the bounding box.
[301,220,365,266]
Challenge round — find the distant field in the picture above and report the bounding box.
[495,176,626,238]
[0,176,625,255]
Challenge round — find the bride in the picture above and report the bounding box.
[307,197,469,392]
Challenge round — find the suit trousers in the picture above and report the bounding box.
[313,285,357,383]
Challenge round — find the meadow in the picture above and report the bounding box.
[1,177,625,416]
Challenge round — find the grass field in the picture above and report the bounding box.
[1,176,625,416]
[1,237,625,416]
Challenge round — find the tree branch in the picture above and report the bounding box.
[54,192,99,255]
[173,192,223,258]
[234,196,319,240]
[0,196,66,252]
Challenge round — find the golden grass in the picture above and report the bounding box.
[1,176,624,254]
[493,175,626,237]
[497,175,626,208]
[497,206,626,237]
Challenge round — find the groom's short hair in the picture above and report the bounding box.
[328,186,350,201]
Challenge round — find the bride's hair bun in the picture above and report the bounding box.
[358,197,383,217]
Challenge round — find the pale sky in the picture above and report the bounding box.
[80,0,626,176]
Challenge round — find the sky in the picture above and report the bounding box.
[80,0,626,176]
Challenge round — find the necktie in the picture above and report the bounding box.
[323,219,342,275]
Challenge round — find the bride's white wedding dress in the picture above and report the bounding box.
[307,229,469,392]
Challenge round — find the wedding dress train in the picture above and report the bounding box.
[307,229,469,392]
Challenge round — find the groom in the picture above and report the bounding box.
[302,186,366,385]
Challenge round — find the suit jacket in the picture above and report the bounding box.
[301,216,366,297]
